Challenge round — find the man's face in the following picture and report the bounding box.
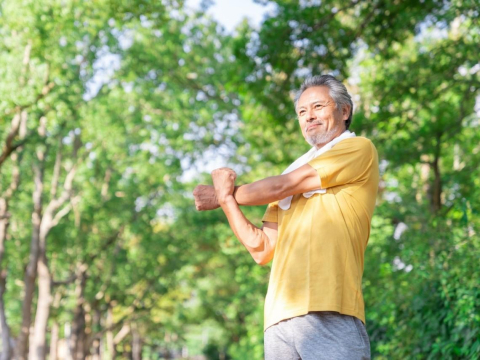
[296,86,349,148]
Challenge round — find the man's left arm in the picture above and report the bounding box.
[194,139,376,210]
[194,164,320,209]
[232,164,321,206]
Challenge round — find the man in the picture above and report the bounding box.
[193,75,378,359]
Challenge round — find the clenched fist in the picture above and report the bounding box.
[211,167,237,205]
[193,185,219,211]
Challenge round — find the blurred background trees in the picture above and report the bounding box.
[0,0,478,359]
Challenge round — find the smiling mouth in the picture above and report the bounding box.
[306,123,322,132]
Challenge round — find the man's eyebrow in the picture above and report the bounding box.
[298,101,328,110]
[310,100,328,105]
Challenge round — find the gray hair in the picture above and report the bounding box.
[294,75,354,130]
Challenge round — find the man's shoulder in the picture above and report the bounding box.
[338,136,377,153]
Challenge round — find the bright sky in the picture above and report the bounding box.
[186,0,275,33]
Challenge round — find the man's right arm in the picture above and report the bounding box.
[219,194,278,265]
[211,168,278,265]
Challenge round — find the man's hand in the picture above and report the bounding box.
[211,167,237,205]
[193,185,220,211]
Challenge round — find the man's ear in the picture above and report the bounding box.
[342,104,351,120]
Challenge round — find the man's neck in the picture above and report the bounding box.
[314,129,348,150]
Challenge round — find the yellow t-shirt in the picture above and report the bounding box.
[261,137,379,331]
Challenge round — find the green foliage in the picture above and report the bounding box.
[0,0,479,359]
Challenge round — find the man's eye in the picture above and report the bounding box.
[299,111,306,115]
[315,104,323,109]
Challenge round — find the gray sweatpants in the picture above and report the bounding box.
[264,312,371,360]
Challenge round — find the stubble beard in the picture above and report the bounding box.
[305,127,341,147]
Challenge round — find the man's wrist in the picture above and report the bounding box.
[218,194,236,207]
[232,185,241,202]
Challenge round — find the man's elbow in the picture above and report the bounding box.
[257,258,273,266]
[253,253,273,266]
[274,172,311,199]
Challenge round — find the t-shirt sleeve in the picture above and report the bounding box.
[262,201,279,223]
[307,138,377,189]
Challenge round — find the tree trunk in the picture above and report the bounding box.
[29,204,73,359]
[28,123,79,360]
[63,322,73,360]
[106,306,115,360]
[431,155,442,213]
[16,116,46,360]
[0,199,12,360]
[49,321,59,360]
[70,266,87,360]
[16,165,43,360]
[0,272,12,360]
[89,309,102,360]
[28,207,55,360]
[28,247,51,360]
[132,325,142,360]
[0,111,27,360]
[0,111,26,360]
[430,133,443,214]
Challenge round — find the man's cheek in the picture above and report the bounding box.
[299,124,305,136]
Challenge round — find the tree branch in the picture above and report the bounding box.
[19,40,32,86]
[50,139,63,199]
[50,204,72,228]
[52,273,77,287]
[113,323,130,345]
[0,113,22,170]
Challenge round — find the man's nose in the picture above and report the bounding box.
[306,108,316,121]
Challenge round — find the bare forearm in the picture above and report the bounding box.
[233,165,321,206]
[220,195,274,264]
[233,176,286,206]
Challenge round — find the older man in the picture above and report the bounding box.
[193,75,378,359]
